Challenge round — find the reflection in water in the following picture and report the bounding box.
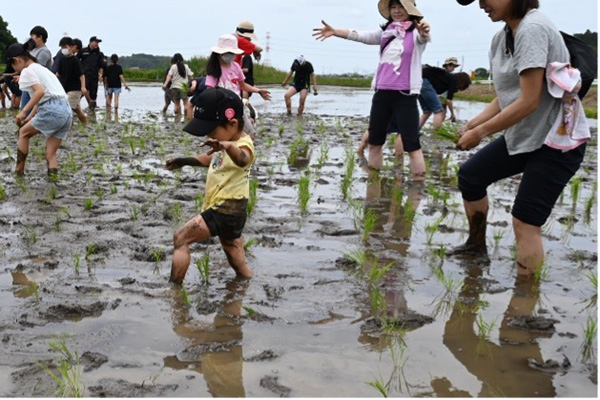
[105,108,119,124]
[440,267,556,397]
[166,278,248,397]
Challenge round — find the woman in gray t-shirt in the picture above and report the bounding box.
[452,0,587,276]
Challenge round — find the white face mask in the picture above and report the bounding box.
[220,53,235,64]
[61,48,71,56]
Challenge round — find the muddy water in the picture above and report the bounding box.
[0,90,597,397]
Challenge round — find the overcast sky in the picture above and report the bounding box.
[1,0,597,75]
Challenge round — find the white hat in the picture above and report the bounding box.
[211,34,243,55]
[236,21,258,40]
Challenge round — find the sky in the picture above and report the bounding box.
[1,0,598,75]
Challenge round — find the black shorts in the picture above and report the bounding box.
[458,136,586,227]
[368,90,420,152]
[201,203,247,242]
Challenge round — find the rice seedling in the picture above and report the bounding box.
[242,305,258,317]
[433,244,446,261]
[110,184,118,195]
[316,120,326,135]
[570,176,582,204]
[425,216,444,245]
[130,206,139,221]
[287,135,309,165]
[94,162,106,177]
[584,194,595,224]
[475,313,497,341]
[168,203,183,225]
[402,196,416,223]
[492,230,504,248]
[85,244,98,262]
[340,148,356,201]
[128,137,136,155]
[296,123,303,135]
[297,174,311,213]
[244,237,257,251]
[39,336,85,397]
[247,179,259,214]
[314,143,329,170]
[180,287,191,306]
[194,193,204,213]
[343,249,368,270]
[16,177,27,192]
[85,171,93,186]
[363,208,378,241]
[139,137,146,150]
[143,172,155,183]
[431,266,462,317]
[42,186,58,204]
[59,206,71,218]
[74,254,81,275]
[0,184,6,201]
[278,124,285,137]
[581,316,597,362]
[93,141,105,157]
[83,198,93,211]
[195,253,210,284]
[23,225,38,245]
[434,122,460,143]
[53,216,62,231]
[366,378,388,398]
[370,285,387,317]
[533,260,549,286]
[29,281,41,305]
[115,163,123,175]
[427,184,441,202]
[95,187,105,200]
[368,260,394,288]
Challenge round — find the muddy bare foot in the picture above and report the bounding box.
[447,242,488,257]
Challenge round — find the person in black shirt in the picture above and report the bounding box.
[2,64,22,109]
[281,55,318,116]
[78,36,104,110]
[104,54,129,110]
[419,57,471,130]
[241,54,254,100]
[57,36,88,124]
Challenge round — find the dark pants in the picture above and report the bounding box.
[368,90,420,152]
[458,136,586,227]
[86,75,99,102]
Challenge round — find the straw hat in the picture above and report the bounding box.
[211,34,244,55]
[236,21,258,40]
[443,57,460,67]
[378,0,423,20]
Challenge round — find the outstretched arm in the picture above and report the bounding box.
[166,154,212,170]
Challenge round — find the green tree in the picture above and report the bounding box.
[574,30,598,54]
[474,67,489,79]
[0,15,18,66]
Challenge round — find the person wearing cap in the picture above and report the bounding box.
[453,0,588,277]
[206,34,271,138]
[314,0,431,178]
[5,43,72,177]
[78,36,105,110]
[56,36,88,124]
[163,53,194,116]
[419,59,471,129]
[234,21,263,100]
[281,55,318,117]
[166,88,255,284]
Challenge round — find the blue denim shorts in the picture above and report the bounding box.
[106,87,122,95]
[31,97,72,140]
[418,79,444,114]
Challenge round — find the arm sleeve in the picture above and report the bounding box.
[167,64,175,77]
[205,75,217,87]
[37,49,52,68]
[238,38,257,56]
[514,23,549,74]
[75,58,84,76]
[347,29,382,45]
[18,68,39,90]
[446,75,457,100]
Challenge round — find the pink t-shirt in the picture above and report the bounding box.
[205,62,246,97]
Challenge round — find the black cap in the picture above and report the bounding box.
[183,88,244,137]
[457,0,475,5]
[4,43,28,64]
[89,36,102,43]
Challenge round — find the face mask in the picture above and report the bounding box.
[220,53,235,64]
[61,48,71,56]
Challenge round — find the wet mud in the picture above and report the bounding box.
[0,103,597,397]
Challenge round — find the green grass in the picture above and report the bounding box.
[247,179,259,215]
[83,198,93,211]
[0,184,6,201]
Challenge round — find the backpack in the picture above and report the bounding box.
[505,26,597,99]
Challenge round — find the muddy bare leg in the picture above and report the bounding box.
[451,197,488,255]
[513,217,544,276]
[170,215,212,285]
[16,122,39,174]
[220,237,253,279]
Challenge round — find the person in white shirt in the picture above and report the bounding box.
[5,43,72,178]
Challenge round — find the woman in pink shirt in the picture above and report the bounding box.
[314,0,431,179]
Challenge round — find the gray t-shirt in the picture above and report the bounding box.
[489,9,569,155]
[30,45,53,70]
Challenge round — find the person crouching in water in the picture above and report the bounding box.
[166,88,255,284]
[6,43,72,177]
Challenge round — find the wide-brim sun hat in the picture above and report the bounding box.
[211,34,244,55]
[378,0,423,20]
[443,57,460,67]
[236,21,258,40]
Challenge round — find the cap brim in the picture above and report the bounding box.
[183,118,220,137]
[211,46,244,55]
[457,0,475,5]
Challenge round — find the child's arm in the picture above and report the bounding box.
[166,154,212,170]
[79,74,88,96]
[240,81,271,101]
[281,70,293,86]
[120,74,130,91]
[16,83,45,126]
[203,139,252,168]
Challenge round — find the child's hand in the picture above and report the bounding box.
[202,139,226,155]
[166,158,185,171]
[416,20,431,38]
[258,89,271,101]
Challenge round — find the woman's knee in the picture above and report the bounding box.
[458,162,487,201]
